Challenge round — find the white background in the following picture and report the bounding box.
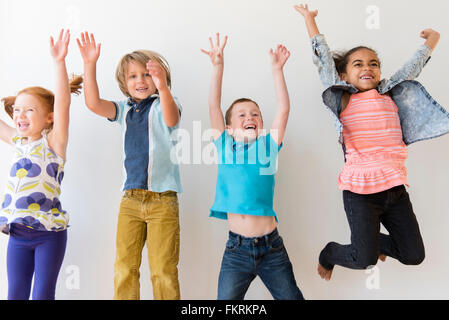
[0,0,448,299]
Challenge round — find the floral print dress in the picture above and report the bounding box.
[0,133,68,234]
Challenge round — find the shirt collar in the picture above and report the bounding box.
[126,94,158,108]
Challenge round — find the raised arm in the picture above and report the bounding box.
[294,4,342,88]
[77,32,116,119]
[294,4,319,38]
[388,29,440,84]
[201,33,227,140]
[269,45,291,146]
[47,29,71,159]
[422,29,440,53]
[146,60,180,127]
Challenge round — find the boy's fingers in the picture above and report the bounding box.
[209,37,214,49]
[216,32,220,47]
[221,35,228,49]
[90,33,96,46]
[84,31,90,44]
[80,32,86,44]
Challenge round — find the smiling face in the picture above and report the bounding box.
[340,48,381,92]
[12,93,53,141]
[126,60,157,102]
[226,101,263,142]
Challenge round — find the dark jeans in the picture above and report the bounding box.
[218,228,304,300]
[319,185,425,270]
[7,223,67,300]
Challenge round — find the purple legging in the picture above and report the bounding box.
[7,223,67,300]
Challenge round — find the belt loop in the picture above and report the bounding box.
[237,235,242,246]
[264,234,270,248]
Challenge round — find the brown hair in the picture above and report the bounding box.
[333,46,380,74]
[2,75,83,124]
[115,50,171,98]
[225,98,261,126]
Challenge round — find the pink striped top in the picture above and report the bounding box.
[337,89,408,194]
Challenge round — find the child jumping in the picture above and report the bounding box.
[77,32,182,300]
[295,4,449,281]
[0,29,82,299]
[201,33,304,300]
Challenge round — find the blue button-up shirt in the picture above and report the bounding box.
[110,94,183,193]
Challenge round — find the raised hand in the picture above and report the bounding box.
[269,45,290,70]
[294,3,320,39]
[146,60,168,91]
[420,28,440,51]
[50,29,70,62]
[201,33,228,66]
[77,31,101,64]
[294,3,318,19]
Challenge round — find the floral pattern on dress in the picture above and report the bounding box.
[0,134,68,233]
[15,192,53,212]
[10,158,41,179]
[1,194,12,209]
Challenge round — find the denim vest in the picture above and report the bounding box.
[311,34,449,145]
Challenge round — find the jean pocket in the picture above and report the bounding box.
[270,235,285,252]
[160,193,179,218]
[120,193,137,208]
[225,238,240,252]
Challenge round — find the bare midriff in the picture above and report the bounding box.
[227,213,277,238]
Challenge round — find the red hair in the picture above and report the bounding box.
[2,75,83,120]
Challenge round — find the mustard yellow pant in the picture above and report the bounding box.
[113,189,180,300]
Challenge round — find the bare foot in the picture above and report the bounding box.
[379,254,386,262]
[317,263,333,281]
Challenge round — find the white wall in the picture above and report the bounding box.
[0,0,448,300]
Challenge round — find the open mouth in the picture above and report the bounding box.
[244,124,256,131]
[17,122,30,131]
[360,75,374,80]
[136,87,148,94]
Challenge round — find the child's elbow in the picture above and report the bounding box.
[164,116,180,128]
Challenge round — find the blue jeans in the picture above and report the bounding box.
[218,228,304,300]
[7,223,67,300]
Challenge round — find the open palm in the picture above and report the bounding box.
[270,45,290,69]
[294,4,318,18]
[50,29,70,62]
[201,33,228,66]
[76,31,101,64]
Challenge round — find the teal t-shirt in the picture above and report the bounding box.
[210,131,282,220]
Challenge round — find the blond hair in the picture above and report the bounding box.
[2,75,83,127]
[115,50,171,97]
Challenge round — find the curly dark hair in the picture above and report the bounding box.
[333,46,380,74]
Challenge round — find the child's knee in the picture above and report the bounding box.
[399,249,425,266]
